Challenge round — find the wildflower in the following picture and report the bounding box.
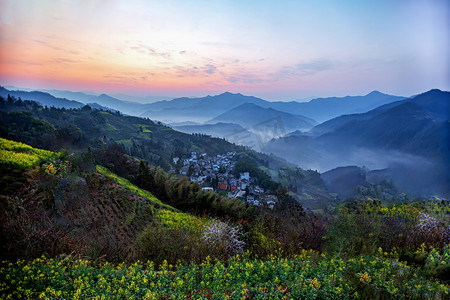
[358,272,371,283]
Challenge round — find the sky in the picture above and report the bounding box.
[0,0,449,101]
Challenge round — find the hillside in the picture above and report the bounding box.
[0,137,326,263]
[0,138,210,263]
[1,119,449,300]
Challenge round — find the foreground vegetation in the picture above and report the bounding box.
[1,249,449,300]
[1,131,449,298]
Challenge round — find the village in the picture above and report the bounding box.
[173,151,278,209]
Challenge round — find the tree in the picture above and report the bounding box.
[187,163,194,177]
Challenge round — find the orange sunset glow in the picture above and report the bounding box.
[1,0,449,100]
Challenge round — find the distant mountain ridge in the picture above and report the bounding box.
[2,86,406,125]
[206,102,316,133]
[263,91,406,123]
[314,89,449,157]
[0,87,84,109]
[309,99,409,136]
[86,94,153,116]
[0,87,117,112]
[142,92,269,123]
[40,89,98,103]
[142,91,405,123]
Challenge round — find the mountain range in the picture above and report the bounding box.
[2,85,407,128]
[265,89,450,197]
[140,91,405,124]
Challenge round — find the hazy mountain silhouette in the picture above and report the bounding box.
[40,89,98,103]
[268,91,405,123]
[15,88,405,125]
[0,87,84,109]
[141,92,269,123]
[85,94,154,116]
[266,89,450,197]
[141,91,404,123]
[314,89,449,157]
[206,103,316,133]
[309,99,409,136]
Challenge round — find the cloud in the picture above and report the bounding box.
[226,74,264,84]
[174,63,220,77]
[295,60,334,75]
[31,39,63,51]
[174,65,199,77]
[104,74,138,84]
[52,58,79,64]
[18,60,42,66]
[129,43,171,59]
[269,59,336,81]
[203,64,217,74]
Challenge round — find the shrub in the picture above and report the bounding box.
[424,245,450,281]
[201,219,245,259]
[134,222,205,266]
